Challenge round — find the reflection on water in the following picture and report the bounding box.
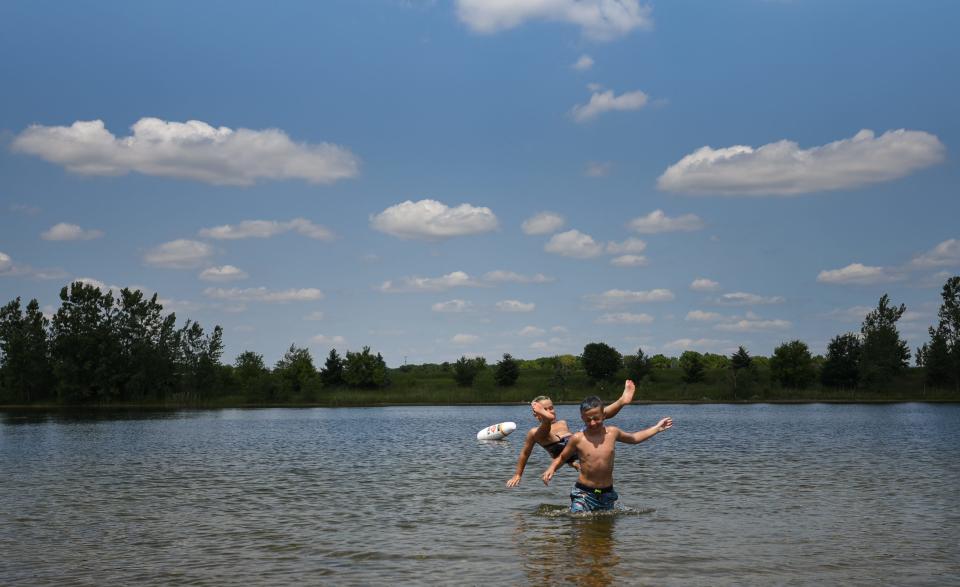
[1,404,959,585]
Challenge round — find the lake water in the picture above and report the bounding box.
[1,403,959,585]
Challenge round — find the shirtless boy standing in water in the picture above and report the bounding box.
[542,395,672,513]
[505,381,635,488]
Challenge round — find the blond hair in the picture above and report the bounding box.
[532,395,551,404]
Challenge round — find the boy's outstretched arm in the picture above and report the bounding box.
[603,379,636,419]
[507,430,539,487]
[616,417,673,445]
[542,434,579,485]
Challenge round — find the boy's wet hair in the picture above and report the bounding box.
[532,395,551,404]
[580,395,603,412]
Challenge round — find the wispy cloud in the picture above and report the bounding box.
[571,88,649,123]
[586,288,674,308]
[199,265,249,282]
[482,270,554,284]
[371,199,498,240]
[496,300,536,312]
[199,218,334,241]
[203,287,324,303]
[658,129,945,196]
[629,209,704,234]
[595,312,654,324]
[585,161,612,177]
[451,333,479,345]
[572,54,595,71]
[714,292,785,305]
[12,118,360,186]
[686,310,723,322]
[432,299,474,313]
[380,271,484,293]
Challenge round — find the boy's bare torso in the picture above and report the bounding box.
[573,424,621,488]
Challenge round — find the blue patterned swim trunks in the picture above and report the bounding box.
[570,482,618,513]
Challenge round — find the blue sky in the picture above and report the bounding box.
[1,0,958,366]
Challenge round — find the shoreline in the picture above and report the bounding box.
[3,398,959,410]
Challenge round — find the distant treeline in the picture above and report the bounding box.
[1,277,959,406]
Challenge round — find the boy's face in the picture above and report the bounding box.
[580,406,604,430]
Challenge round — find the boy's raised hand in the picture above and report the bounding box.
[656,417,673,432]
[531,400,555,422]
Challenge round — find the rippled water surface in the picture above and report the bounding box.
[2,403,959,585]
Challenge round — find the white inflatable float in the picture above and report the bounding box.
[477,421,517,440]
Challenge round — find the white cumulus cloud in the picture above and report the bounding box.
[690,278,720,291]
[0,252,12,273]
[371,199,498,240]
[610,255,648,267]
[11,118,360,186]
[586,288,674,308]
[199,218,334,241]
[199,265,249,282]
[496,300,536,312]
[629,209,704,234]
[658,129,946,196]
[545,229,604,258]
[144,239,214,269]
[380,271,483,293]
[522,212,565,235]
[662,338,736,353]
[203,287,324,303]
[456,0,653,41]
[571,89,649,123]
[41,223,104,241]
[817,263,899,285]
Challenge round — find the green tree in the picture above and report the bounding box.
[176,321,224,397]
[274,344,317,397]
[453,355,483,387]
[936,276,960,390]
[0,298,54,403]
[730,346,753,396]
[114,288,177,401]
[820,333,861,389]
[580,342,622,383]
[624,347,652,383]
[917,325,952,388]
[343,346,389,388]
[649,354,673,369]
[770,340,816,389]
[859,294,911,387]
[50,282,122,402]
[679,350,705,384]
[320,348,345,387]
[494,353,520,387]
[702,353,730,370]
